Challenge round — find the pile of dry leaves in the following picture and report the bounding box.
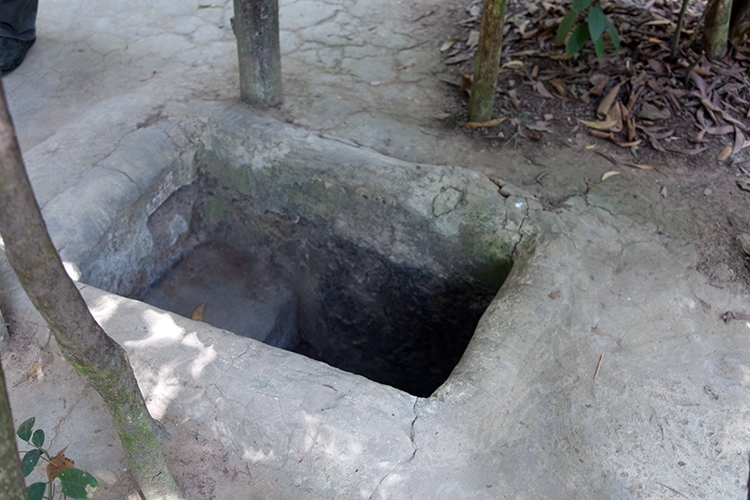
[442,0,750,172]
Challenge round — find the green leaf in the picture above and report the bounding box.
[17,417,35,442]
[573,0,593,13]
[27,482,47,500]
[605,19,620,53]
[587,4,607,41]
[556,11,578,44]
[31,429,45,448]
[56,468,99,499]
[22,449,41,477]
[566,23,591,55]
[593,34,605,57]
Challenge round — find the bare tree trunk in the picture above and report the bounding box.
[234,0,282,105]
[0,360,27,500]
[468,0,506,122]
[0,80,183,500]
[704,0,732,59]
[730,0,750,44]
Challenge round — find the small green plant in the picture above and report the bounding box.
[16,417,98,500]
[556,0,620,57]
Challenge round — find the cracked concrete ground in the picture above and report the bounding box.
[0,0,749,498]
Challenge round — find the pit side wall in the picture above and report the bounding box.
[4,97,748,499]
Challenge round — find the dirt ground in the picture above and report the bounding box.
[410,0,750,294]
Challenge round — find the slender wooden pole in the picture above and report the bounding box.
[0,359,27,500]
[468,0,506,122]
[234,0,282,105]
[0,80,183,500]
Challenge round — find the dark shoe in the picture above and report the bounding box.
[0,37,35,74]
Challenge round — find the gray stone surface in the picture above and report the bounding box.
[0,0,748,498]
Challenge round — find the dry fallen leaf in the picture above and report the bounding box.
[625,116,637,142]
[717,145,732,161]
[692,66,712,77]
[578,118,619,130]
[601,171,621,181]
[462,118,506,128]
[618,101,630,119]
[605,102,623,133]
[508,49,539,57]
[643,19,672,26]
[625,84,645,112]
[27,362,42,381]
[526,121,553,132]
[624,162,661,169]
[459,74,472,94]
[723,310,750,322]
[534,81,554,99]
[734,127,747,155]
[613,139,642,147]
[444,52,473,65]
[704,125,734,136]
[14,362,43,386]
[508,89,520,110]
[722,82,750,93]
[597,81,624,116]
[501,60,524,69]
[46,445,75,481]
[440,38,458,52]
[647,58,666,74]
[648,136,668,152]
[548,291,560,299]
[548,52,574,61]
[549,79,566,96]
[590,130,613,139]
[191,302,207,322]
[588,74,609,96]
[466,30,480,49]
[737,179,750,192]
[638,126,676,140]
[514,19,531,37]
[639,102,671,121]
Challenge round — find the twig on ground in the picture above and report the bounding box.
[593,353,604,383]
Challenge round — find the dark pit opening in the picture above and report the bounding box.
[132,172,510,397]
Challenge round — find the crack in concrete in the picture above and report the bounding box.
[583,192,619,219]
[512,201,531,256]
[227,345,252,370]
[367,397,419,500]
[102,164,140,189]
